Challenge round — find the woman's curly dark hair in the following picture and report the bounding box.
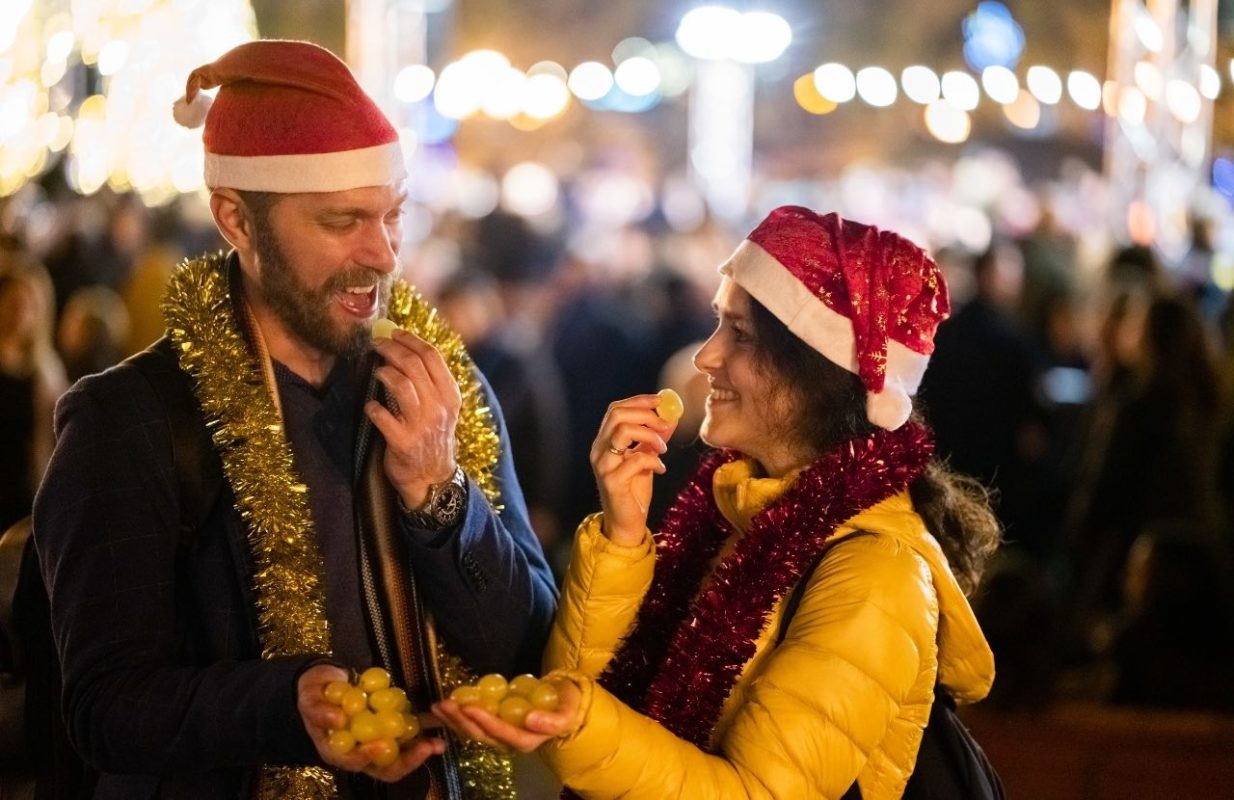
[748,297,1001,595]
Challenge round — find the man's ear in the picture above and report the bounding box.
[210,189,256,256]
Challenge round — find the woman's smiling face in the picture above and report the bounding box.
[692,278,808,476]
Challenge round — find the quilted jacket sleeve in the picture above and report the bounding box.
[542,513,655,678]
[540,533,939,800]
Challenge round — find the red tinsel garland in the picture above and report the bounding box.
[599,421,934,750]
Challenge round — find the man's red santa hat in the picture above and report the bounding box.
[720,206,950,431]
[173,39,406,193]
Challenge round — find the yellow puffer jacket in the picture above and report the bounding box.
[540,460,995,799]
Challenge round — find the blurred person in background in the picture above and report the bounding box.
[122,202,193,354]
[920,239,1045,554]
[1064,293,1226,641]
[971,553,1063,711]
[42,192,147,315]
[1108,525,1234,711]
[434,207,1002,799]
[437,268,569,571]
[547,243,652,541]
[1017,202,1077,344]
[644,340,709,530]
[0,262,67,531]
[1178,212,1228,331]
[56,285,131,383]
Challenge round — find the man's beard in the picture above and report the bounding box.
[252,225,391,358]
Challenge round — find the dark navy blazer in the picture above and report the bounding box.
[33,356,557,799]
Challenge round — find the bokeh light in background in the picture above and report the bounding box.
[962,1,1024,71]
[813,62,856,104]
[901,66,941,105]
[1026,65,1062,105]
[981,65,1019,105]
[1067,70,1103,110]
[856,67,898,108]
[673,6,791,66]
[501,161,558,217]
[0,0,1226,272]
[0,0,255,202]
[925,101,972,144]
[941,70,981,111]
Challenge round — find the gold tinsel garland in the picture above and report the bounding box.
[163,254,513,799]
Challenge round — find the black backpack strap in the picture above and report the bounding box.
[777,532,873,646]
[124,337,223,540]
[776,532,1004,800]
[777,535,865,798]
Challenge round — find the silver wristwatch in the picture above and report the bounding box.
[402,465,468,530]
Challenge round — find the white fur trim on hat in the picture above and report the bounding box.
[720,238,930,431]
[203,141,407,193]
[173,92,213,129]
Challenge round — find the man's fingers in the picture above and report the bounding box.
[364,736,447,782]
[391,329,459,403]
[302,701,347,732]
[375,364,423,417]
[376,332,458,407]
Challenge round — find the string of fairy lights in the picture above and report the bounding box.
[0,0,1226,205]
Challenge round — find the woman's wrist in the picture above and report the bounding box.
[601,517,647,547]
[539,671,590,739]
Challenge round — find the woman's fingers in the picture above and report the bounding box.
[430,701,504,749]
[594,422,668,461]
[457,705,552,754]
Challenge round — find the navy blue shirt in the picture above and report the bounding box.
[274,359,375,671]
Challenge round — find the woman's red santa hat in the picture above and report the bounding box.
[173,39,406,193]
[721,206,950,431]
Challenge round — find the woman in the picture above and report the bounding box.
[435,207,1000,798]
[0,262,67,530]
[1066,293,1225,622]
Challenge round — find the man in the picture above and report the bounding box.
[32,40,556,799]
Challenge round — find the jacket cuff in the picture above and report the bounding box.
[570,513,654,591]
[540,674,623,782]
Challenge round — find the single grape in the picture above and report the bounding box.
[507,674,539,698]
[359,667,392,693]
[656,388,684,424]
[350,711,381,743]
[371,318,399,341]
[498,695,532,727]
[367,737,400,768]
[476,673,508,702]
[374,710,408,740]
[369,686,408,714]
[323,680,351,705]
[399,712,421,741]
[328,729,357,755]
[529,681,560,712]
[341,687,369,717]
[450,685,482,705]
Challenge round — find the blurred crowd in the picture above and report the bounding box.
[3,181,1233,718]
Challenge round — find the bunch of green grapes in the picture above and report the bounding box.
[448,673,560,727]
[323,667,421,767]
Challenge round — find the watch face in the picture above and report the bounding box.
[431,481,467,526]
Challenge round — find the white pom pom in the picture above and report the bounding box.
[866,386,913,431]
[173,92,212,129]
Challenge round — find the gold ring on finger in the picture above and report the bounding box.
[607,444,627,456]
